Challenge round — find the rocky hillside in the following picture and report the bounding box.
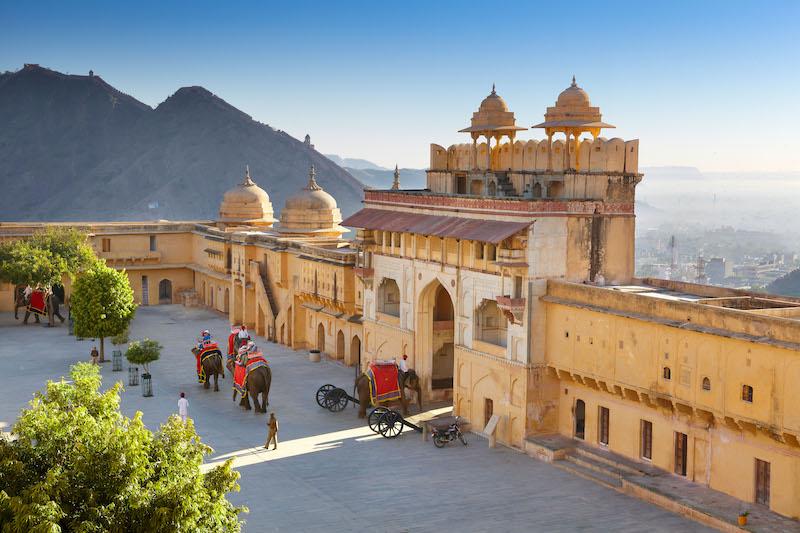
[0,64,365,221]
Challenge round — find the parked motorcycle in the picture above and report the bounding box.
[432,417,468,448]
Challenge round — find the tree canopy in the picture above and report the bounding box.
[70,262,137,361]
[0,363,245,532]
[0,227,96,287]
[126,338,162,375]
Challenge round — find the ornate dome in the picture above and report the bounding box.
[556,76,592,108]
[279,166,345,237]
[218,166,275,227]
[478,85,509,113]
[459,84,525,136]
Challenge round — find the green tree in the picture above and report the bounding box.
[0,228,96,288]
[0,363,246,532]
[71,262,137,362]
[0,240,67,287]
[29,227,97,278]
[126,338,162,376]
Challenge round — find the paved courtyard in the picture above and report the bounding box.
[0,306,712,532]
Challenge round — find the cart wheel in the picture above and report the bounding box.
[368,407,389,433]
[433,434,447,448]
[316,384,335,408]
[327,388,349,412]
[378,410,404,438]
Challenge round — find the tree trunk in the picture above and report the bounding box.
[99,337,106,363]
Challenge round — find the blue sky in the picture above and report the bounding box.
[2,1,798,171]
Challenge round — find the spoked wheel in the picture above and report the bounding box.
[433,434,447,448]
[377,409,404,438]
[368,407,389,433]
[459,432,468,446]
[316,384,335,408]
[327,388,349,412]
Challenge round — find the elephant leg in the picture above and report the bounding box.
[242,395,251,410]
[23,311,30,324]
[250,392,261,413]
[213,372,219,392]
[232,390,237,402]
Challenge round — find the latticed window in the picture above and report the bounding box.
[742,384,754,403]
[663,367,671,380]
[702,377,711,391]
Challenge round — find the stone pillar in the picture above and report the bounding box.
[546,132,553,171]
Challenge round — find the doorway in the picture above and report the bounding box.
[336,330,345,359]
[755,459,770,506]
[574,399,586,440]
[598,406,610,446]
[317,323,325,353]
[141,275,149,306]
[158,279,172,304]
[675,432,688,476]
[484,398,493,428]
[351,335,361,378]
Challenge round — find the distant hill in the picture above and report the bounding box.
[767,269,800,297]
[343,167,427,190]
[0,64,365,221]
[324,154,388,171]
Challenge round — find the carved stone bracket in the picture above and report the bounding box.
[496,295,526,324]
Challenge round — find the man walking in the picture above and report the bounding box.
[264,412,278,450]
[90,346,99,365]
[178,392,189,423]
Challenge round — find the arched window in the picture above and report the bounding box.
[377,278,400,317]
[486,244,496,261]
[475,299,508,347]
[702,377,711,391]
[742,384,753,402]
[663,367,671,380]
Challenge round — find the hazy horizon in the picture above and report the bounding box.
[2,1,798,172]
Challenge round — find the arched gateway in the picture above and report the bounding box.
[416,280,455,399]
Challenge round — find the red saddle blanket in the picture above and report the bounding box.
[195,343,221,384]
[29,290,47,316]
[227,330,240,356]
[233,354,268,395]
[366,362,401,405]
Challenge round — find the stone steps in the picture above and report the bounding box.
[566,452,629,480]
[553,458,623,490]
[573,446,648,476]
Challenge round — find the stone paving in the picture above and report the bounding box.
[0,306,712,532]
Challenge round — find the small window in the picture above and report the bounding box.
[487,244,497,261]
[742,384,753,403]
[702,377,711,391]
[564,331,569,338]
[101,238,111,252]
[149,235,157,251]
[663,367,671,380]
[475,242,484,260]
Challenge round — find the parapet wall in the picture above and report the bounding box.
[430,137,639,174]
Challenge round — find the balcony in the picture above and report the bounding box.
[496,296,525,324]
[98,250,161,265]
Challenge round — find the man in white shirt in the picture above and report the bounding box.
[238,325,250,340]
[398,354,409,383]
[178,392,189,423]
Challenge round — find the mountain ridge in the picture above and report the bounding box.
[0,64,365,222]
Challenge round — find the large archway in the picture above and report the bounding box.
[417,280,455,398]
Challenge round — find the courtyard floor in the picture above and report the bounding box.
[0,305,712,532]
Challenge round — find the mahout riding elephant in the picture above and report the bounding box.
[226,356,272,413]
[354,369,423,418]
[23,289,64,327]
[190,346,225,392]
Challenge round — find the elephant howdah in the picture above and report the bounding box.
[354,362,423,419]
[365,362,401,404]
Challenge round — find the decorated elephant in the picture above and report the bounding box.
[354,367,423,419]
[191,345,225,392]
[23,288,65,327]
[227,354,271,413]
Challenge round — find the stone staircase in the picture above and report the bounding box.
[494,172,516,197]
[552,445,646,490]
[259,267,278,318]
[524,434,799,532]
